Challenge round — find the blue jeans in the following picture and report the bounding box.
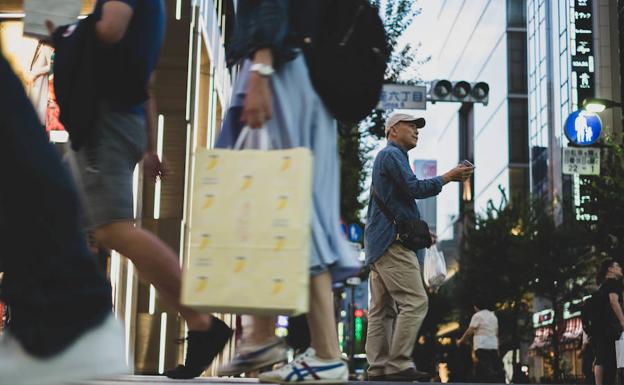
[0,53,112,357]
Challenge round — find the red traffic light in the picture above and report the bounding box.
[354,309,364,318]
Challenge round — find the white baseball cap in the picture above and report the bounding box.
[384,112,426,136]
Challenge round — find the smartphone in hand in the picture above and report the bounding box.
[462,159,475,168]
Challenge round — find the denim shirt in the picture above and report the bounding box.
[364,141,445,266]
[227,0,318,67]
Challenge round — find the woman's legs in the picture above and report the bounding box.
[307,271,341,360]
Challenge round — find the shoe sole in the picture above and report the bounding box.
[260,378,348,384]
[219,355,288,377]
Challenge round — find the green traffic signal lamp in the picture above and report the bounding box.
[581,98,622,113]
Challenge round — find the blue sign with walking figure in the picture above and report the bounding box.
[348,223,363,242]
[564,110,602,146]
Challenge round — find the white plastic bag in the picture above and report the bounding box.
[616,333,624,368]
[423,245,447,290]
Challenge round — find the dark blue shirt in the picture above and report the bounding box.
[364,141,444,266]
[93,0,165,112]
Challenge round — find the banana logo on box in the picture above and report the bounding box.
[234,256,247,273]
[241,175,253,191]
[199,234,211,250]
[273,236,286,252]
[271,278,284,295]
[277,195,288,210]
[202,194,215,209]
[280,156,292,171]
[206,155,220,171]
[194,276,209,293]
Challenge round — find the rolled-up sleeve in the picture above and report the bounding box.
[248,0,289,53]
[383,151,444,199]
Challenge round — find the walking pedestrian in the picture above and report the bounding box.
[0,51,126,385]
[212,0,362,382]
[52,0,231,378]
[593,259,624,385]
[364,112,473,381]
[456,300,504,383]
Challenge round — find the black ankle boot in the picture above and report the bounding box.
[165,316,233,379]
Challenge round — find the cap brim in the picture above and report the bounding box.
[403,117,426,128]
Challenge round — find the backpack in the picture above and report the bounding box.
[582,292,604,337]
[52,16,99,151]
[303,0,390,124]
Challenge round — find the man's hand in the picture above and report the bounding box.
[430,231,438,245]
[442,164,474,184]
[242,72,272,128]
[143,152,170,181]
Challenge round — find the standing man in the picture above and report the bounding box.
[63,0,231,378]
[593,259,624,385]
[364,112,473,381]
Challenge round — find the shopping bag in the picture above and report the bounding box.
[616,333,624,368]
[423,245,447,290]
[181,128,312,315]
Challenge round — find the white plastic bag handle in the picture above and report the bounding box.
[233,126,271,151]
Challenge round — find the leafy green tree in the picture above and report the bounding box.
[339,0,430,226]
[584,135,624,261]
[456,189,534,363]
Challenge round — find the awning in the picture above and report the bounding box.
[529,327,552,350]
[561,317,583,343]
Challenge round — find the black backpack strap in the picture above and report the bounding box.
[372,187,397,224]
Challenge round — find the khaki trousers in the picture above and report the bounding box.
[365,243,428,376]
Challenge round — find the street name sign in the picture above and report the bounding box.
[377,84,427,110]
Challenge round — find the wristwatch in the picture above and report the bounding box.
[250,63,275,77]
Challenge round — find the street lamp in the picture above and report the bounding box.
[581,98,622,113]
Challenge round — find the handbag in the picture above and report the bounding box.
[182,128,312,315]
[372,189,432,251]
[616,332,624,368]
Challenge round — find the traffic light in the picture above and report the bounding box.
[354,309,364,344]
[429,80,489,105]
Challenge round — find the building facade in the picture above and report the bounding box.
[527,0,622,219]
[421,0,529,242]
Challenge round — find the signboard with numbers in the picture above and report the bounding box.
[377,84,427,110]
[562,147,601,175]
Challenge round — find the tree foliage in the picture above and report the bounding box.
[339,0,430,225]
[456,189,594,382]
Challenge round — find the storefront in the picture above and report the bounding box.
[0,1,97,143]
[529,304,585,382]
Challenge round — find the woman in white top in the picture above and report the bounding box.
[457,300,505,383]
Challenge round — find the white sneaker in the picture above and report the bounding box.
[258,348,348,384]
[218,337,288,376]
[0,313,129,385]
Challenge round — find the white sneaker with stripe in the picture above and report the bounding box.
[258,348,348,384]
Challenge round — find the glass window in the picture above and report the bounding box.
[509,99,529,163]
[508,32,528,93]
[508,0,527,27]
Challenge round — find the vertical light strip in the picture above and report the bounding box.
[110,251,121,307]
[154,114,165,219]
[192,35,202,151]
[159,312,168,374]
[148,285,156,315]
[206,68,215,148]
[132,164,139,218]
[176,0,182,20]
[125,261,134,366]
[185,9,196,120]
